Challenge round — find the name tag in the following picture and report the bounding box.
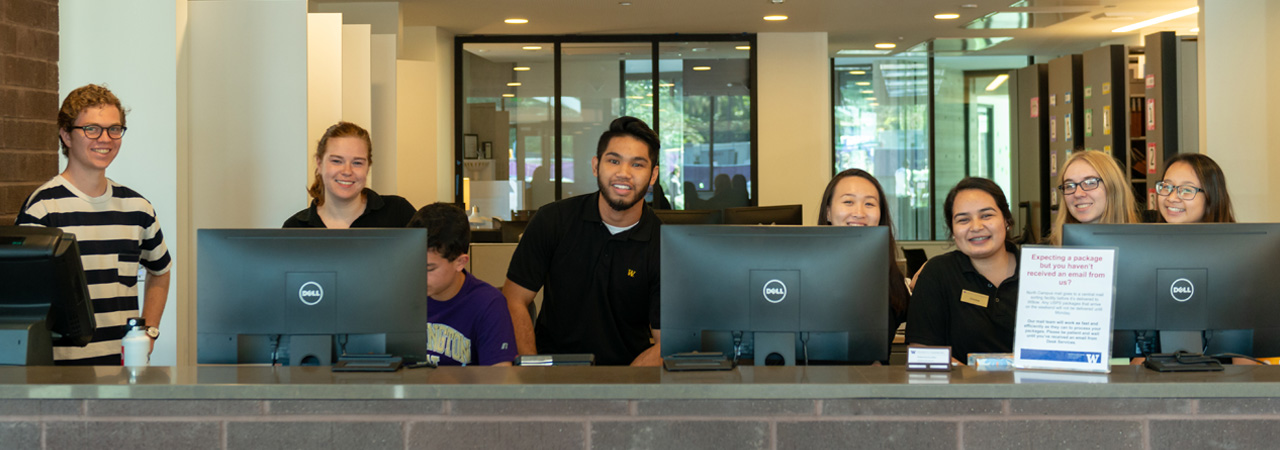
[960,290,989,308]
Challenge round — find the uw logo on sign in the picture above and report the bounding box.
[298,281,324,305]
[627,269,636,278]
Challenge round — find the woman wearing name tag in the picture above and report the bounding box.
[283,122,416,228]
[1156,153,1236,224]
[906,178,1019,365]
[1048,150,1140,246]
[817,169,910,364]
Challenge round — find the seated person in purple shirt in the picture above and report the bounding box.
[408,203,518,366]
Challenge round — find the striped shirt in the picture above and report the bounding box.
[16,175,172,365]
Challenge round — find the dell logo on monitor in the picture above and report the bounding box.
[298,281,324,305]
[1170,278,1194,302]
[763,279,788,303]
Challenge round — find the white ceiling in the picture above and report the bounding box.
[314,0,1200,57]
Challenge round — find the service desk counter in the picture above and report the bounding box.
[2,365,1279,448]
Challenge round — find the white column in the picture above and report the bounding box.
[1200,0,1280,222]
[60,0,183,365]
[756,32,832,225]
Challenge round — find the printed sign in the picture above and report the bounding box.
[1148,188,1158,211]
[1146,74,1156,89]
[1050,94,1056,107]
[1050,150,1058,177]
[1014,246,1118,373]
[1147,143,1158,174]
[1084,86,1092,99]
[1065,91,1072,104]
[1102,105,1111,136]
[1050,116,1057,143]
[1031,97,1040,118]
[1084,109,1093,137]
[1102,82,1111,95]
[1064,113,1073,141]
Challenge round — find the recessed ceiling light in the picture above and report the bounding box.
[646,93,654,97]
[848,70,866,75]
[693,66,711,71]
[659,82,675,87]
[513,66,531,71]
[874,43,897,49]
[1112,6,1199,33]
[860,90,873,94]
[627,96,644,99]
[935,13,960,20]
[855,81,871,86]
[837,49,892,55]
[1190,27,1200,33]
[522,46,542,50]
[504,18,529,24]
[870,102,880,107]
[735,46,751,50]
[763,15,788,21]
[502,94,515,98]
[642,103,654,107]
[507,82,522,87]
[866,97,877,101]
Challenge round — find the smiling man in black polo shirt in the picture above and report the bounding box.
[502,116,663,366]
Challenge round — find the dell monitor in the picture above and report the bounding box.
[654,209,723,225]
[197,228,428,365]
[722,205,804,225]
[661,225,889,365]
[1062,223,1280,357]
[0,226,96,365]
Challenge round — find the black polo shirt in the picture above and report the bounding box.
[905,241,1020,362]
[506,192,661,366]
[282,188,416,228]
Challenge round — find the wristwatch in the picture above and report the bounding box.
[145,326,160,340]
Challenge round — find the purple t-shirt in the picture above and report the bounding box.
[427,271,518,366]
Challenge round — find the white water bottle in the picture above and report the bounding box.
[122,317,150,366]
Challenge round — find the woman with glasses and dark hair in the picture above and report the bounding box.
[1047,150,1140,246]
[1156,153,1236,224]
[906,177,1019,365]
[817,169,910,363]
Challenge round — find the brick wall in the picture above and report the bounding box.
[0,0,59,225]
[2,398,1280,448]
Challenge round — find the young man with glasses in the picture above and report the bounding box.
[16,84,172,365]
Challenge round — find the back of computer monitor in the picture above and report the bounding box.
[197,228,428,365]
[722,205,803,225]
[660,225,889,364]
[1063,223,1280,355]
[654,209,722,225]
[0,226,95,365]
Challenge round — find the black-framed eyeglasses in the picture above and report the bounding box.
[1057,177,1103,195]
[1155,181,1205,200]
[70,125,127,140]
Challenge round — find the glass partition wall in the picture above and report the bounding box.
[458,35,756,219]
[833,55,1025,240]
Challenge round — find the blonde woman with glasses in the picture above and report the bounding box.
[1047,150,1139,246]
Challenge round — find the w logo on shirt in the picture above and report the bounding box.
[627,269,636,278]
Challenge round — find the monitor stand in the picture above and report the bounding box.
[754,332,795,366]
[1159,330,1202,354]
[287,335,333,366]
[0,319,54,366]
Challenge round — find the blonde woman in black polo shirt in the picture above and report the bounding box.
[283,122,416,228]
[906,177,1018,365]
